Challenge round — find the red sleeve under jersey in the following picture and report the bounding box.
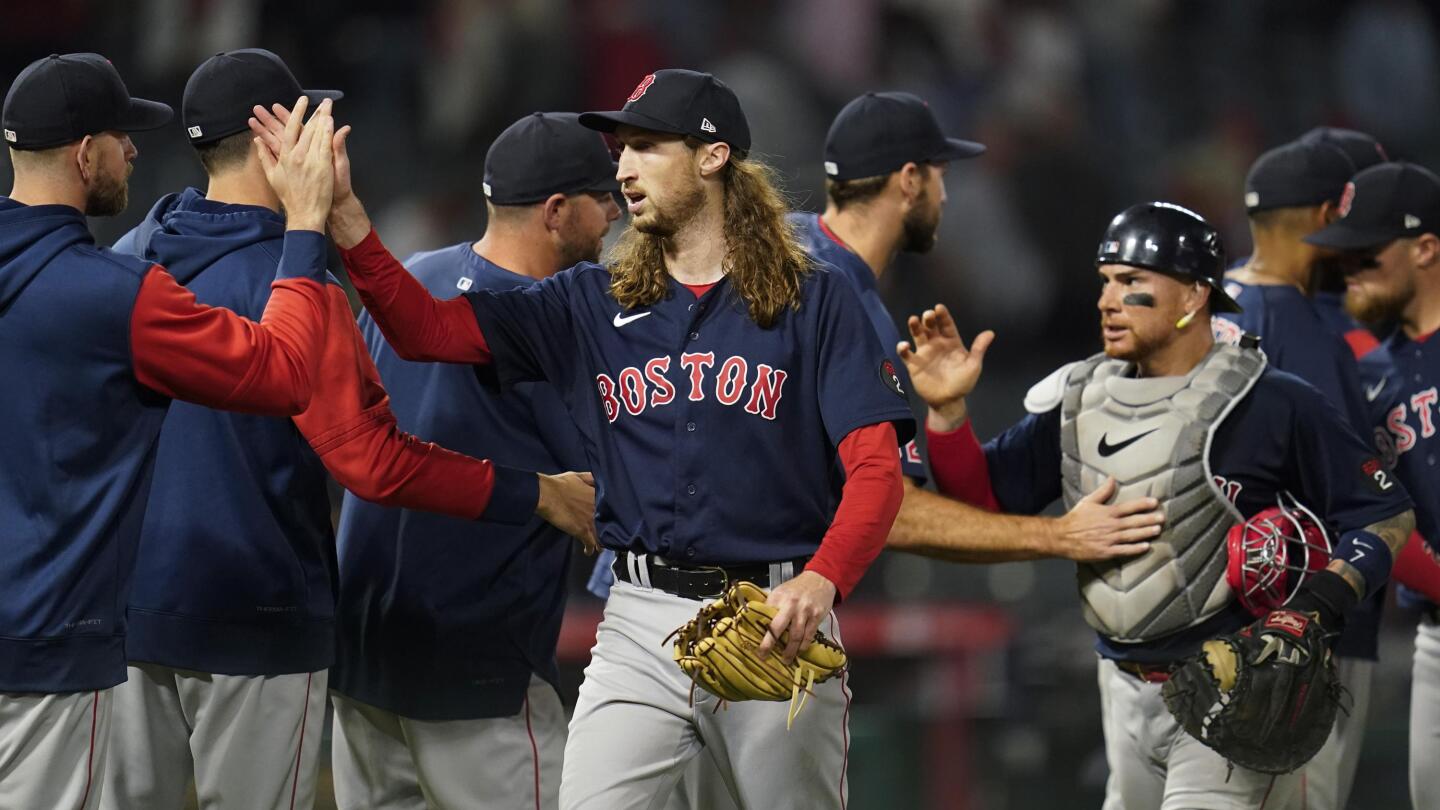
[130,267,326,415]
[292,285,531,521]
[926,420,1002,512]
[337,229,492,364]
[804,421,904,599]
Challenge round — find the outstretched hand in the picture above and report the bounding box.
[1050,476,1163,561]
[897,304,993,431]
[249,99,366,244]
[251,96,337,233]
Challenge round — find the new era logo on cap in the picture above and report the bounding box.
[482,182,493,198]
[187,125,203,139]
[1244,191,1259,208]
[3,129,14,143]
[1406,214,1422,228]
[700,117,716,134]
[824,161,838,176]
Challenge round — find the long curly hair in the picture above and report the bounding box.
[608,152,812,328]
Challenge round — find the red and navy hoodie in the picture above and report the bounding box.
[115,188,537,677]
[0,195,331,693]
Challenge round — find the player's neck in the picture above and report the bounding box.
[8,173,86,213]
[822,204,899,279]
[471,228,559,281]
[205,165,281,213]
[1136,328,1214,378]
[664,201,726,285]
[1402,281,1440,340]
[1235,230,1312,292]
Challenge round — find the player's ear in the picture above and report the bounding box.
[898,162,923,203]
[1414,233,1440,269]
[697,141,730,178]
[1317,199,1340,226]
[74,135,95,185]
[541,193,568,232]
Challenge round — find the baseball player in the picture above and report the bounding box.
[1302,162,1440,810]
[1213,135,1383,810]
[592,90,1165,610]
[255,68,915,808]
[328,111,617,810]
[0,53,337,810]
[904,202,1414,808]
[95,52,595,810]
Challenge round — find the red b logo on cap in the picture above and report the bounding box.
[1339,181,1355,218]
[628,74,656,103]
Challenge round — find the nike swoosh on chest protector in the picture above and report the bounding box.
[1097,428,1159,457]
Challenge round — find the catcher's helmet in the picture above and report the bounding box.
[1095,202,1241,313]
[1225,493,1333,618]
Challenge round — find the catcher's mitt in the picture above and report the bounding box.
[667,581,847,728]
[1161,609,1343,774]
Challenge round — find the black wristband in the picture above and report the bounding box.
[1288,569,1361,632]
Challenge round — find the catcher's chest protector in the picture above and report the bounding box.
[1059,344,1266,642]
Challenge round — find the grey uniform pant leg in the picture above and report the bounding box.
[101,663,326,810]
[331,675,564,810]
[1290,655,1372,810]
[0,688,110,810]
[1097,656,1299,810]
[1412,620,1440,810]
[560,579,850,810]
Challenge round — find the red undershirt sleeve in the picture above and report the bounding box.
[337,229,492,364]
[291,286,537,524]
[804,421,904,599]
[926,419,1001,511]
[130,232,330,415]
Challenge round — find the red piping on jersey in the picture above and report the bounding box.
[682,281,719,298]
[288,672,313,810]
[78,690,98,810]
[525,693,541,810]
[817,215,855,254]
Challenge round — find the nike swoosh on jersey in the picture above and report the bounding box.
[1365,378,1388,403]
[1097,428,1159,457]
[613,311,652,328]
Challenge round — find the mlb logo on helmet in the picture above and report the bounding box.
[628,74,656,103]
[1339,181,1355,217]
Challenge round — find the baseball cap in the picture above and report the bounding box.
[823,91,985,181]
[483,112,620,204]
[579,69,751,157]
[1303,162,1440,250]
[1298,127,1388,173]
[1243,140,1355,213]
[183,49,342,145]
[2,53,172,150]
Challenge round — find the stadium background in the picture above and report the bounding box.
[4,0,1439,807]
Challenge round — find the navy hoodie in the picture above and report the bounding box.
[114,189,335,675]
[0,198,171,692]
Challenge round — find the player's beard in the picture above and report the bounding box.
[1345,275,1413,327]
[633,176,705,239]
[558,226,604,267]
[84,164,130,217]
[900,188,939,254]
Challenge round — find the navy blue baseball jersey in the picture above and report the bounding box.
[789,212,927,482]
[333,244,587,720]
[467,260,916,565]
[1214,278,1384,658]
[1360,333,1440,549]
[982,367,1410,663]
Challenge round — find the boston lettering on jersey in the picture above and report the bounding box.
[465,259,915,566]
[1361,332,1440,546]
[594,353,787,422]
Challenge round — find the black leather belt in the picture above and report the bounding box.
[611,553,809,600]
